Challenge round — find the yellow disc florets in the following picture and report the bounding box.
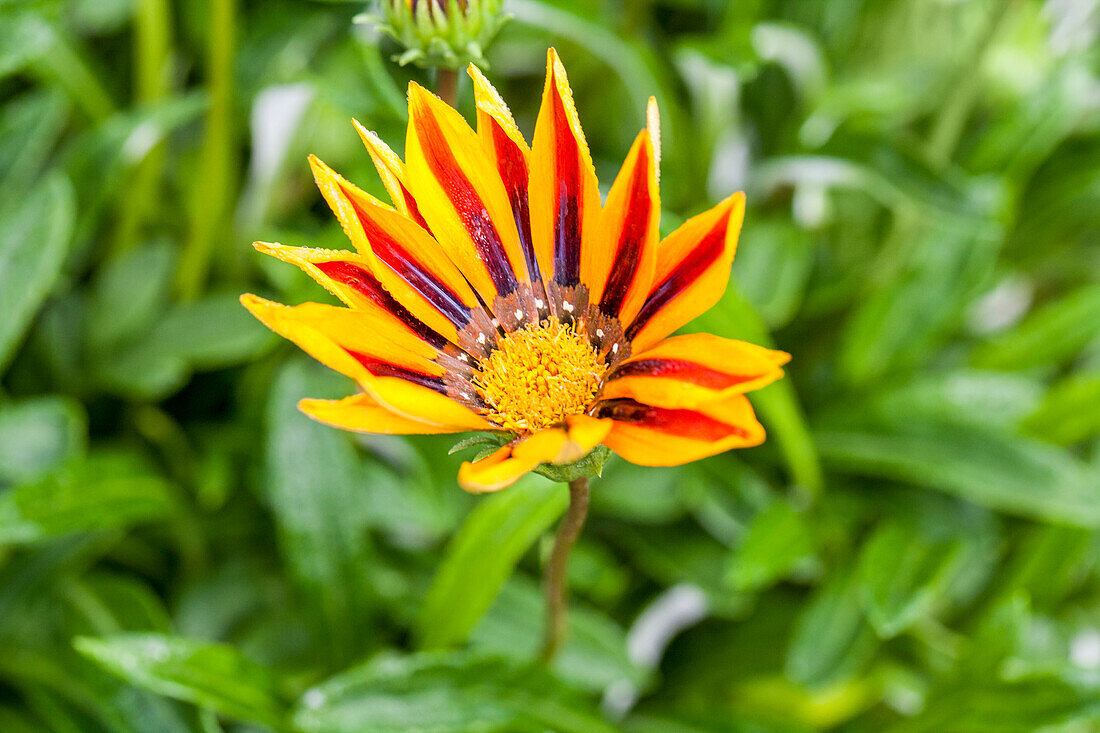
[474,318,606,432]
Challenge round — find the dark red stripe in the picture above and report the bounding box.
[609,358,755,389]
[600,151,652,317]
[625,215,729,342]
[399,183,431,231]
[416,108,518,295]
[492,120,539,282]
[348,351,446,392]
[594,399,747,441]
[340,185,471,329]
[551,85,582,287]
[315,260,449,350]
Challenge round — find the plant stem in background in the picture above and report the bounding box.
[436,67,458,107]
[540,476,590,662]
[178,0,236,298]
[112,0,173,257]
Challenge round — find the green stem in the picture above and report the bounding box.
[540,476,590,662]
[177,0,236,298]
[111,0,173,257]
[436,67,458,107]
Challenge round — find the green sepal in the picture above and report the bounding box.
[533,445,612,484]
[448,431,512,456]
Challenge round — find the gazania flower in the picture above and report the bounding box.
[242,49,790,493]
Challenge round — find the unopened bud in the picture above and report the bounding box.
[364,0,508,70]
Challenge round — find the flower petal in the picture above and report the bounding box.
[458,428,567,493]
[404,82,530,306]
[529,48,601,290]
[309,156,486,341]
[601,333,789,409]
[240,295,442,383]
[300,393,464,434]
[585,129,659,326]
[361,376,492,431]
[468,63,540,283]
[561,414,613,464]
[624,192,746,351]
[241,294,490,430]
[595,393,765,466]
[252,242,452,348]
[352,120,431,230]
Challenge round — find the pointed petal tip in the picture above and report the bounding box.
[407,80,435,105]
[307,154,336,180]
[351,120,384,150]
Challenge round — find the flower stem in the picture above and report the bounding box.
[540,476,590,662]
[436,67,458,107]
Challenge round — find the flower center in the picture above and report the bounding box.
[473,318,606,432]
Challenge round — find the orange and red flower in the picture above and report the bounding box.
[242,49,789,492]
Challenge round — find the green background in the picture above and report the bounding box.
[2,0,1100,730]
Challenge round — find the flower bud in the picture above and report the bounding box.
[366,0,508,70]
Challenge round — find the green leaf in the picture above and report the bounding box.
[0,396,86,485]
[817,370,1044,433]
[0,450,177,546]
[74,633,287,730]
[469,577,647,693]
[95,290,272,399]
[590,459,687,524]
[991,525,1094,611]
[607,523,751,617]
[785,566,877,689]
[726,501,816,592]
[815,420,1100,526]
[839,224,1001,386]
[415,476,567,649]
[294,653,518,733]
[0,172,76,373]
[0,12,54,79]
[263,358,379,658]
[732,220,814,329]
[856,520,967,638]
[292,651,617,733]
[1022,371,1100,445]
[68,0,136,34]
[972,284,1100,371]
[86,241,176,352]
[890,678,1100,733]
[0,89,68,202]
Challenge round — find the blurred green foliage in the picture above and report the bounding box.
[2,0,1100,730]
